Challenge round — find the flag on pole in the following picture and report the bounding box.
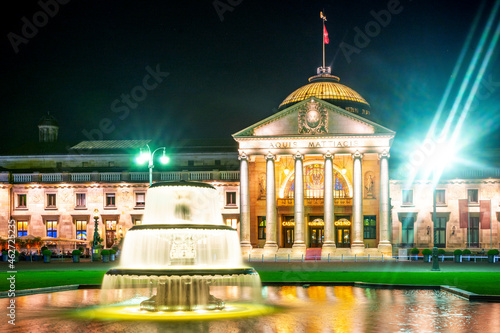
[323,25,329,44]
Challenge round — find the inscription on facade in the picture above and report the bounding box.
[270,140,359,149]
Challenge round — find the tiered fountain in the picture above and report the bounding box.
[100,181,262,315]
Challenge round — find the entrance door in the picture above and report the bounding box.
[336,227,351,248]
[105,220,117,248]
[309,227,324,248]
[283,227,294,248]
[308,217,324,248]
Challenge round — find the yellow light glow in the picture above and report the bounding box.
[69,303,279,322]
[279,81,370,109]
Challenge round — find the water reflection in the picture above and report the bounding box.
[1,286,499,332]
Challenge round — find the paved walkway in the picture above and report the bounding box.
[2,258,500,273]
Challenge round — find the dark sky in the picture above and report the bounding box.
[1,0,499,161]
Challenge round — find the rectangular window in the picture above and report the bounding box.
[467,216,480,247]
[133,217,143,225]
[105,193,116,207]
[46,193,57,208]
[402,190,413,205]
[17,194,27,208]
[17,221,28,237]
[435,190,446,205]
[225,191,237,206]
[76,193,86,208]
[258,216,266,240]
[225,218,237,229]
[434,217,447,248]
[135,192,145,207]
[363,215,376,239]
[46,220,57,238]
[76,220,87,240]
[468,189,479,204]
[401,216,414,246]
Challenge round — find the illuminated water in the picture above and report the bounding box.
[3,286,499,332]
[101,181,261,310]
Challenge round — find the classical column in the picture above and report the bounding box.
[239,153,252,253]
[322,151,336,252]
[351,151,364,252]
[264,152,278,251]
[292,152,306,250]
[378,151,392,254]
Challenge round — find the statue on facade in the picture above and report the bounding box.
[364,172,375,198]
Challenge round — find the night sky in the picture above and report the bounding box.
[1,1,499,164]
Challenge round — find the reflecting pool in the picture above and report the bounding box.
[2,286,499,332]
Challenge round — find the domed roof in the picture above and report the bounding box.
[38,113,59,127]
[278,69,371,116]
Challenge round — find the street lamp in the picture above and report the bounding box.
[91,208,102,262]
[136,144,170,186]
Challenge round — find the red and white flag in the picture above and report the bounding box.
[323,25,329,44]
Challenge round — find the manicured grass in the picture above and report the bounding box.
[258,271,500,295]
[1,270,499,295]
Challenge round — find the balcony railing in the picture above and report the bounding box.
[160,172,182,181]
[100,173,121,182]
[9,170,240,184]
[130,172,148,181]
[13,174,33,183]
[190,171,213,181]
[220,171,240,180]
[71,173,92,182]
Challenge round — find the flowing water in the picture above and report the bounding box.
[101,181,261,310]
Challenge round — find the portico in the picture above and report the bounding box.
[234,95,395,257]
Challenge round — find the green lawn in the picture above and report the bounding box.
[0,271,107,291]
[1,270,499,295]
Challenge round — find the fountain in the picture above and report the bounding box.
[100,181,262,314]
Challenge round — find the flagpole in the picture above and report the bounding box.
[321,12,326,68]
[322,17,325,68]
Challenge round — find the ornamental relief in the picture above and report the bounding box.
[298,99,328,134]
[449,184,465,200]
[89,188,102,204]
[482,184,496,199]
[60,189,71,204]
[31,189,42,204]
[120,189,132,203]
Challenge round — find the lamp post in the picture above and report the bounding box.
[91,208,102,262]
[432,178,440,271]
[136,144,170,186]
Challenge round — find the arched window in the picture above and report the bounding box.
[282,162,349,199]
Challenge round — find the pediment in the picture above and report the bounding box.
[233,98,395,138]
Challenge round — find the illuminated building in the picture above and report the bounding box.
[0,68,498,256]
